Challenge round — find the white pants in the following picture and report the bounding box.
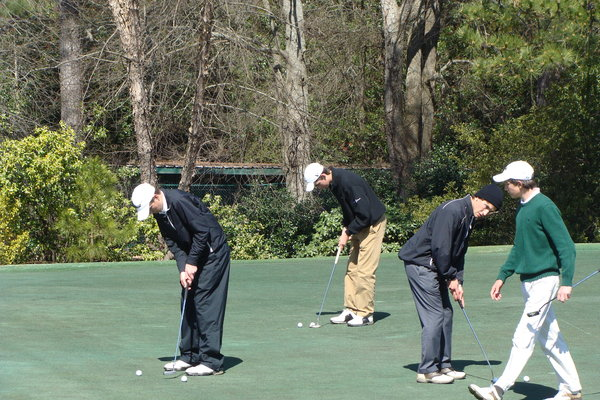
[495,275,581,393]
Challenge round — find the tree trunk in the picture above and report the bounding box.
[381,0,440,198]
[179,0,214,192]
[276,0,312,202]
[58,0,84,138]
[108,0,157,185]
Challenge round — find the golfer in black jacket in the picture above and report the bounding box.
[304,163,387,327]
[399,184,503,384]
[131,183,230,376]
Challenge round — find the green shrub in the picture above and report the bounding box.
[0,196,29,264]
[297,208,343,258]
[237,186,323,258]
[202,193,273,260]
[0,125,83,262]
[55,158,139,262]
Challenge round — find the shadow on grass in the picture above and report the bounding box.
[403,359,502,374]
[511,382,555,399]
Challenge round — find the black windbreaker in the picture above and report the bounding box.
[329,168,386,234]
[398,195,475,283]
[153,189,227,272]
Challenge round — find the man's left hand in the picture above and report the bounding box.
[556,286,572,302]
[183,264,198,289]
[448,279,464,306]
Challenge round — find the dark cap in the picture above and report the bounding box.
[474,184,503,211]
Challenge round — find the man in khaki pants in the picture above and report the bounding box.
[304,163,386,327]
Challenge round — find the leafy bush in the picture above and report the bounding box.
[0,125,84,262]
[297,208,343,258]
[55,158,139,262]
[0,196,29,264]
[202,194,273,260]
[236,186,323,258]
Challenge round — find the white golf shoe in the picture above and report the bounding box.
[330,309,355,324]
[416,371,454,384]
[543,390,583,400]
[186,364,224,376]
[163,359,192,371]
[468,384,503,400]
[440,367,466,379]
[346,314,374,327]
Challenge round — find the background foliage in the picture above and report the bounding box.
[0,0,598,264]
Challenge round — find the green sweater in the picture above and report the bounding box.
[497,192,576,286]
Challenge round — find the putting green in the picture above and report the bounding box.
[1,244,599,400]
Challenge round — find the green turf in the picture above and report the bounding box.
[1,244,600,400]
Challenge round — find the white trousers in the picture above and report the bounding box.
[495,275,581,393]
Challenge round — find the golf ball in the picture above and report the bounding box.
[181,375,188,382]
[523,375,530,382]
[135,370,142,376]
[297,322,303,328]
[309,322,316,328]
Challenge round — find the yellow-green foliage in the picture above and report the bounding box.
[0,125,84,261]
[0,197,29,264]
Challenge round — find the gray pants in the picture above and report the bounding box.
[404,263,453,374]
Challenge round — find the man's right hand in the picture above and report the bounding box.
[490,279,504,301]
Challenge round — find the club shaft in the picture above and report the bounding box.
[315,247,341,325]
[460,304,495,379]
[530,269,600,316]
[169,287,188,370]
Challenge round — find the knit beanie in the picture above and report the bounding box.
[474,184,503,211]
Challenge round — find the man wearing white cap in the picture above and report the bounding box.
[303,163,386,327]
[468,161,582,400]
[131,183,230,376]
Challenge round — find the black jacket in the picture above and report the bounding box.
[398,196,475,283]
[330,168,386,235]
[154,189,227,272]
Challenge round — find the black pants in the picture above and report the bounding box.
[179,245,230,371]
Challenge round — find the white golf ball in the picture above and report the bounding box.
[523,375,530,382]
[181,375,188,382]
[135,369,142,376]
[309,322,316,328]
[297,322,303,328]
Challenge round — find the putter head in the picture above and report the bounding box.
[309,323,321,328]
[526,311,539,317]
[163,369,178,375]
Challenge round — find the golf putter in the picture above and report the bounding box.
[164,287,189,375]
[527,269,600,317]
[311,246,342,328]
[458,301,497,383]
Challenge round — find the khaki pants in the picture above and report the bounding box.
[344,216,386,317]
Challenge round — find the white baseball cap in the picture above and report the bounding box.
[303,162,324,192]
[493,161,534,182]
[131,183,156,221]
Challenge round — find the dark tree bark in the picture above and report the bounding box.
[179,0,214,192]
[381,0,440,197]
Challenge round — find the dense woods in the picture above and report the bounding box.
[1,0,598,263]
